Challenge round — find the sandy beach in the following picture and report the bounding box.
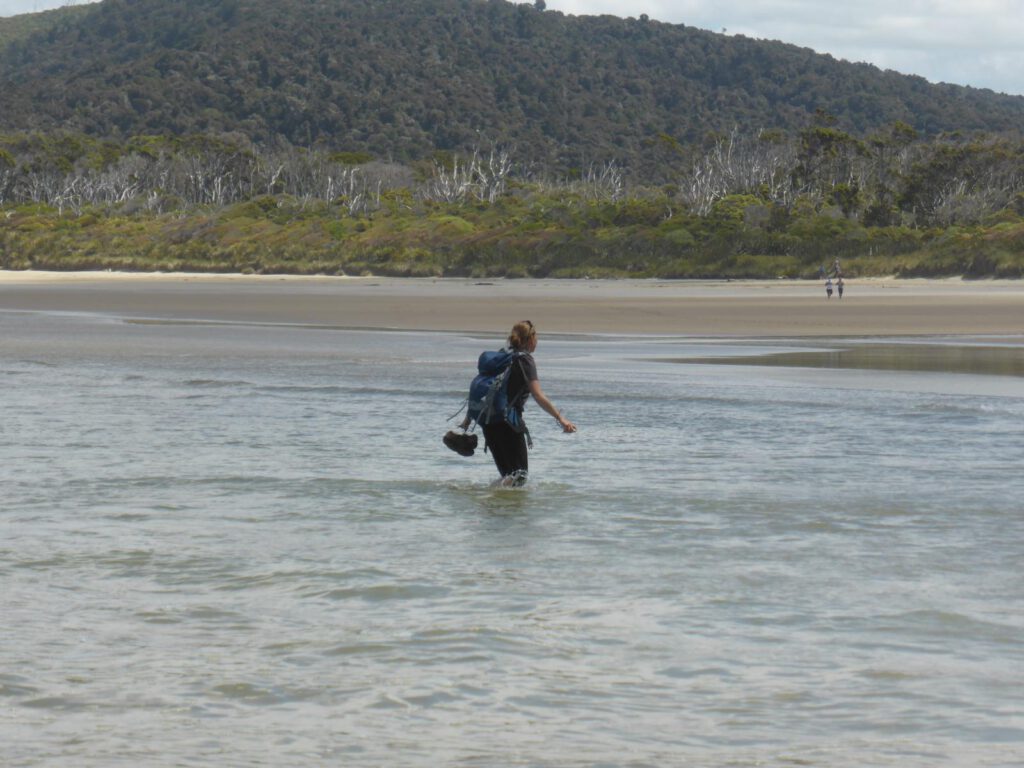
[1,270,1023,337]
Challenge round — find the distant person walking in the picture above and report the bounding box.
[825,277,833,299]
[837,277,844,299]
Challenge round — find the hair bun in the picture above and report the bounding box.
[508,320,536,350]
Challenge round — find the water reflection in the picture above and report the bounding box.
[677,342,1024,377]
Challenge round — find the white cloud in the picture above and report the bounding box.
[0,0,98,16]
[535,0,1024,95]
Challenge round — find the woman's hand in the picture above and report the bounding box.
[557,414,577,433]
[530,379,576,434]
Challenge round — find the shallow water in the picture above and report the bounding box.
[2,311,1023,767]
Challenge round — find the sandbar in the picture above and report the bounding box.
[1,271,1023,337]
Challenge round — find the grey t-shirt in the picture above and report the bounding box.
[507,351,538,415]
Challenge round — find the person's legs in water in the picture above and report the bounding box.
[482,421,528,486]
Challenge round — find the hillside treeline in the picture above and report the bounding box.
[3,0,1024,175]
[2,124,1023,278]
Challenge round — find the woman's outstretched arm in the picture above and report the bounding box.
[529,380,576,433]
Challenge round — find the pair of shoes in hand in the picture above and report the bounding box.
[443,430,478,457]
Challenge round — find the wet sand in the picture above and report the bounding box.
[1,271,1023,337]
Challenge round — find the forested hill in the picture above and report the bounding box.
[2,0,1024,170]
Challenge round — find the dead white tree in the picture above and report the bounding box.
[680,129,795,215]
[90,155,145,205]
[0,167,15,207]
[422,148,515,204]
[424,155,476,203]
[52,177,83,216]
[475,148,514,203]
[577,161,624,202]
[19,167,66,206]
[932,177,1018,227]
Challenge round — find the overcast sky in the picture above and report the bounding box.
[2,0,1021,96]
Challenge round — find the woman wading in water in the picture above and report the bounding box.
[451,321,576,487]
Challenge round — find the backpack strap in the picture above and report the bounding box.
[447,398,469,423]
[509,353,533,449]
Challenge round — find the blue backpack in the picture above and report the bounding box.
[457,349,531,444]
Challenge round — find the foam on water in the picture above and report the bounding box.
[2,310,1023,767]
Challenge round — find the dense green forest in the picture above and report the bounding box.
[3,0,1024,173]
[1,0,1022,278]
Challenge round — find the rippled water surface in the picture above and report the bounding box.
[2,311,1023,767]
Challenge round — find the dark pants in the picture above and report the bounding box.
[482,421,528,479]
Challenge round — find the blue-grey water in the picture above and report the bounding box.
[2,309,1022,767]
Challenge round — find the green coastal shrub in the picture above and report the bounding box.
[2,166,1022,278]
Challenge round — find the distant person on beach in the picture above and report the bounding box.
[453,320,576,487]
[825,278,833,299]
[837,277,844,299]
